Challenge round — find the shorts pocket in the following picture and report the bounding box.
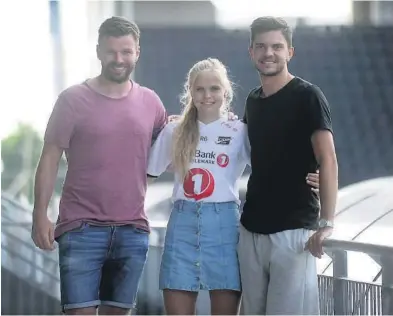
[271,229,312,254]
[133,226,149,234]
[55,222,88,243]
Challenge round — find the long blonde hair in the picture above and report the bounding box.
[172,58,234,179]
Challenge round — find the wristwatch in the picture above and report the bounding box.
[318,218,334,229]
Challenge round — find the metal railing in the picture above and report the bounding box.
[2,192,393,315]
[1,223,60,296]
[135,234,393,315]
[1,225,393,315]
[1,193,60,300]
[319,239,393,315]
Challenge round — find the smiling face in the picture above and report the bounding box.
[191,69,226,117]
[249,29,294,77]
[97,35,140,84]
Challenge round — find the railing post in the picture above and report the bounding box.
[332,249,348,315]
[381,254,393,315]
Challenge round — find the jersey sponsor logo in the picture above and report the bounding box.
[194,150,216,164]
[215,136,231,145]
[200,136,208,142]
[217,153,229,168]
[183,168,214,201]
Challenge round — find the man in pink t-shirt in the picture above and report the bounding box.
[31,17,167,315]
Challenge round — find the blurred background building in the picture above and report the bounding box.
[1,0,393,314]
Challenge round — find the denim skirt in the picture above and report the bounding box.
[159,200,241,292]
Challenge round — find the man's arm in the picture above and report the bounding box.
[241,100,248,124]
[242,110,247,124]
[32,142,64,251]
[33,143,63,219]
[307,85,338,222]
[147,123,174,185]
[305,85,338,258]
[32,90,76,250]
[311,130,338,222]
[150,90,168,144]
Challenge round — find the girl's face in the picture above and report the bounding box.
[191,70,226,116]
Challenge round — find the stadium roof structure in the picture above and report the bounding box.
[330,176,393,247]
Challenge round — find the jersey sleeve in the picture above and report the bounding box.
[306,85,333,135]
[147,123,174,177]
[239,123,251,166]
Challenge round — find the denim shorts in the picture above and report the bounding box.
[159,200,241,292]
[56,223,149,311]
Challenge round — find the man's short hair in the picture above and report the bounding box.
[250,17,293,47]
[98,16,140,43]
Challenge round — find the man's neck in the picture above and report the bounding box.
[93,75,132,99]
[259,71,294,98]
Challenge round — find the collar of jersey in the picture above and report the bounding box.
[198,117,224,128]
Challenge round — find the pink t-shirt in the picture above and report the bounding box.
[44,81,167,238]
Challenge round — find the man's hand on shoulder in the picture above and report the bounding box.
[168,112,238,122]
[168,115,181,122]
[227,112,238,121]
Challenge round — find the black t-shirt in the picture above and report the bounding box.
[241,77,333,234]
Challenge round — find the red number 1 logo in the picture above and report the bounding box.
[217,153,229,168]
[183,168,215,201]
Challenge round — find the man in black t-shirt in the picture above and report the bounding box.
[237,17,338,315]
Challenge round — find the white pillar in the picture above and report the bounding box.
[0,0,55,137]
[114,1,135,79]
[58,0,90,88]
[370,1,393,25]
[86,1,116,77]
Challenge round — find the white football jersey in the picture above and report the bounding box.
[147,118,250,204]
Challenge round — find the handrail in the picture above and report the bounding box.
[1,192,32,214]
[322,237,393,315]
[1,221,32,226]
[2,232,59,265]
[2,245,59,281]
[323,238,393,257]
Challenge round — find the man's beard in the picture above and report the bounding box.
[255,61,285,77]
[102,63,134,84]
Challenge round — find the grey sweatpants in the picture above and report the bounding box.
[237,224,320,315]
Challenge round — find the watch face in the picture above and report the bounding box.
[319,219,333,228]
